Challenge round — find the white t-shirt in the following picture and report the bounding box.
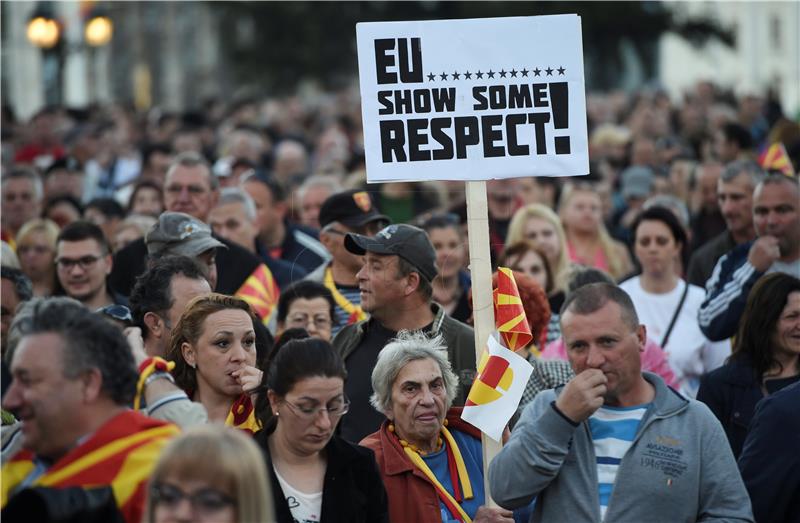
[620,276,730,397]
[273,465,323,523]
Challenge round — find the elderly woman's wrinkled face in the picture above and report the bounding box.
[385,358,447,447]
[181,309,256,399]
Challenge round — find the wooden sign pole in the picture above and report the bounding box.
[464,180,503,505]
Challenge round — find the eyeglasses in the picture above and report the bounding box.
[286,314,332,331]
[97,304,133,323]
[283,397,350,421]
[150,482,234,514]
[54,254,105,271]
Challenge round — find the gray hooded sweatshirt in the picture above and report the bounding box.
[489,372,753,523]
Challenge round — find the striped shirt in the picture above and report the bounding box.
[588,404,649,520]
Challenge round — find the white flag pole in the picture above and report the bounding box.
[464,180,503,506]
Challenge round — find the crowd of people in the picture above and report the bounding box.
[1,77,799,523]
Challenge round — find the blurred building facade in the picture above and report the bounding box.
[659,1,800,116]
[3,1,798,120]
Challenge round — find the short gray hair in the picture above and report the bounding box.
[296,174,343,202]
[370,331,459,414]
[721,159,765,186]
[167,151,218,190]
[217,187,257,221]
[2,166,43,201]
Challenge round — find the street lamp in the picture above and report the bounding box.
[26,15,61,49]
[84,13,113,47]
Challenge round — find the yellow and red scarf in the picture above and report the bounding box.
[225,394,261,434]
[390,422,475,523]
[324,266,367,324]
[1,411,178,523]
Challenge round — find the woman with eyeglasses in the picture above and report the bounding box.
[422,214,472,323]
[168,293,264,432]
[254,337,389,522]
[276,280,336,342]
[146,424,274,523]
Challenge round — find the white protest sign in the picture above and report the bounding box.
[356,15,589,183]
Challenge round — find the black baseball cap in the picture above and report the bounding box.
[344,224,438,282]
[318,190,390,229]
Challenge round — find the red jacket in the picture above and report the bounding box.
[359,407,481,523]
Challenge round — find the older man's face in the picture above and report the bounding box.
[164,164,218,222]
[209,202,257,252]
[385,358,447,449]
[356,252,408,318]
[2,178,41,232]
[561,300,645,406]
[2,333,87,460]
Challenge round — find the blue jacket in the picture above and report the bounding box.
[698,241,762,341]
[738,381,800,523]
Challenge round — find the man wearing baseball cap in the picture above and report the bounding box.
[333,223,476,444]
[306,190,390,336]
[143,212,280,326]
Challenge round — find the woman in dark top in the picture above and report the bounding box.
[697,272,800,458]
[253,337,388,522]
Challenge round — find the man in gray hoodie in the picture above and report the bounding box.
[489,283,753,523]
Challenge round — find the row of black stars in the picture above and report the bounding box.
[427,66,566,82]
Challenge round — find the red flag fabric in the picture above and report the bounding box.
[493,267,532,350]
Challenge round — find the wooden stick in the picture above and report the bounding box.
[464,180,503,506]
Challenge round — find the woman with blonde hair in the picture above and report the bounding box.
[506,204,571,292]
[14,218,60,296]
[168,293,264,432]
[145,424,274,523]
[558,182,633,281]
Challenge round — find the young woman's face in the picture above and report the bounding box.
[181,309,257,400]
[634,219,681,278]
[523,217,561,265]
[151,476,236,523]
[772,291,800,358]
[17,231,55,279]
[132,187,164,217]
[428,226,464,279]
[270,376,346,456]
[508,249,549,292]
[563,191,602,234]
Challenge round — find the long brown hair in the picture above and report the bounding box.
[167,293,258,392]
[731,273,800,378]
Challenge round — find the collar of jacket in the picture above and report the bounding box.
[353,302,447,337]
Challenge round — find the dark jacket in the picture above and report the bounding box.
[110,235,264,297]
[254,427,388,523]
[686,230,737,288]
[333,303,477,405]
[270,221,329,274]
[696,357,764,458]
[739,381,800,523]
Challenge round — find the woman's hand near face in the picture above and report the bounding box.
[232,364,263,395]
[473,505,514,523]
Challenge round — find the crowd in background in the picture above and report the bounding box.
[1,77,799,523]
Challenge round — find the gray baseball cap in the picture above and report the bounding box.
[344,224,438,282]
[146,212,226,257]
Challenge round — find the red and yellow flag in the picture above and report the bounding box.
[759,142,796,177]
[236,263,280,325]
[493,267,532,351]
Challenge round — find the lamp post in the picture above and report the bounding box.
[25,2,114,105]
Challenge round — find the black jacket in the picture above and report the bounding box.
[255,426,388,523]
[697,357,763,459]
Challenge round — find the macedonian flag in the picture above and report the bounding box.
[759,142,796,177]
[235,263,280,326]
[493,267,532,351]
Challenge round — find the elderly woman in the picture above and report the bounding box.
[14,218,60,297]
[361,332,514,523]
[168,293,264,432]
